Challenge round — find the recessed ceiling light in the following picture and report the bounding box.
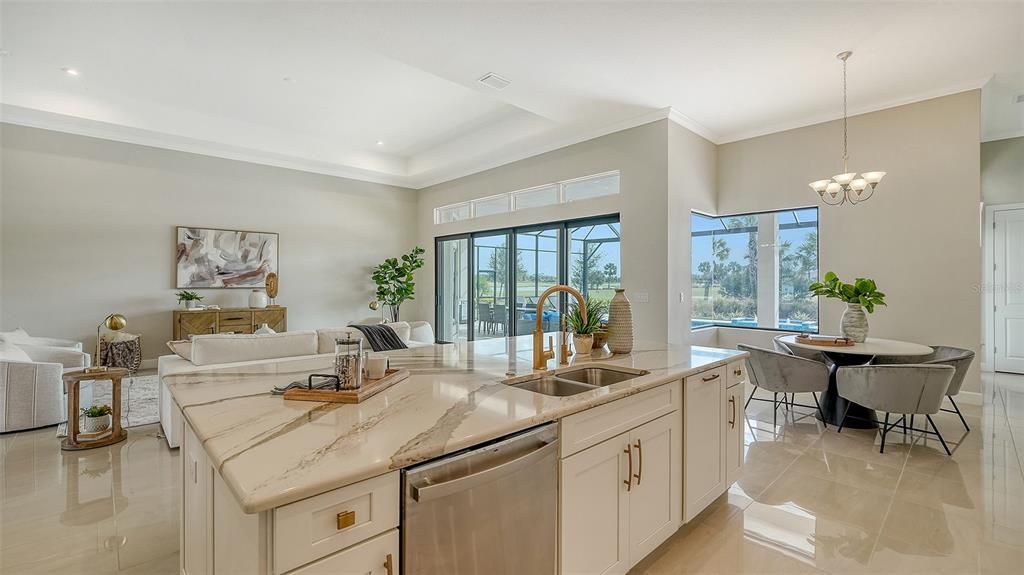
[478,72,510,90]
[282,76,295,83]
[376,140,385,146]
[61,67,79,76]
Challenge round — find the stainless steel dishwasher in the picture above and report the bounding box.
[402,423,558,575]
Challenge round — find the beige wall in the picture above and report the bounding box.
[719,91,983,393]
[1,124,418,361]
[982,136,1024,206]
[414,120,717,344]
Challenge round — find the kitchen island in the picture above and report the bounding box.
[168,335,748,575]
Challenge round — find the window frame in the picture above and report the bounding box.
[690,207,820,335]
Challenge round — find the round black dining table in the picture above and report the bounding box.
[776,335,933,429]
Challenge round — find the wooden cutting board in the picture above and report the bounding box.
[283,368,410,403]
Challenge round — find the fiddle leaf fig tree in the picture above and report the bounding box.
[808,271,887,313]
[371,246,426,322]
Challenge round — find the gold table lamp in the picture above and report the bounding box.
[87,314,127,373]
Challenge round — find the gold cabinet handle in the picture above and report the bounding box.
[633,438,643,485]
[728,396,736,428]
[623,444,633,492]
[734,368,743,377]
[384,553,394,575]
[336,510,355,530]
[702,373,720,382]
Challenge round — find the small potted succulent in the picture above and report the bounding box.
[566,296,609,356]
[176,290,204,309]
[80,404,112,433]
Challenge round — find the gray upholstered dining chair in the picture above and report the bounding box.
[738,344,830,428]
[872,346,975,431]
[836,364,955,455]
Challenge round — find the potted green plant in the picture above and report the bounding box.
[175,290,204,310]
[371,247,426,322]
[808,271,886,342]
[566,296,609,355]
[80,404,112,433]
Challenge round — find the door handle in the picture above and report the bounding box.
[728,396,736,428]
[623,444,633,492]
[633,439,643,485]
[384,553,394,575]
[702,373,720,382]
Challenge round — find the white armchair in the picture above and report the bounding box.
[0,344,92,433]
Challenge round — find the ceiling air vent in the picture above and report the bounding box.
[478,73,511,90]
[1017,94,1024,104]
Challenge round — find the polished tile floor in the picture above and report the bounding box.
[1,373,1022,574]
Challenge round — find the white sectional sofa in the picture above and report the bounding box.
[158,321,435,447]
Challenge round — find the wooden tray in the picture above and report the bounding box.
[283,368,409,404]
[795,334,855,347]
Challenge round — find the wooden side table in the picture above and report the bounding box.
[62,368,128,451]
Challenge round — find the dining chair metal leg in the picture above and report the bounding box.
[811,392,827,429]
[880,412,890,453]
[745,385,758,409]
[947,396,970,432]
[773,392,779,428]
[926,414,953,456]
[836,402,852,434]
[902,414,908,436]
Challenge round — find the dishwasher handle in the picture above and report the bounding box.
[410,438,557,503]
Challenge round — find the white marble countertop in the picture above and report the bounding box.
[164,335,746,513]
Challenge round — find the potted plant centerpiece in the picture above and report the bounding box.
[81,404,112,433]
[808,271,886,342]
[176,290,204,310]
[566,296,608,356]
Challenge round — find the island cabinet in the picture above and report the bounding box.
[180,424,400,575]
[683,360,747,523]
[559,381,682,575]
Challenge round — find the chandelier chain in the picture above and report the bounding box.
[842,55,848,169]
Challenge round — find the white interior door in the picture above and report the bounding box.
[994,209,1024,374]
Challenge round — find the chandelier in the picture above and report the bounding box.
[809,51,885,206]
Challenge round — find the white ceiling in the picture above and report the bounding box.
[2,2,1021,188]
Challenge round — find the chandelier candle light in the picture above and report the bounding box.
[809,51,886,206]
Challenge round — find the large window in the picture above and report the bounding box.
[691,208,818,333]
[436,215,620,342]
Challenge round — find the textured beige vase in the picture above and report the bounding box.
[608,289,634,354]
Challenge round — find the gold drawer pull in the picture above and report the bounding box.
[384,553,395,575]
[623,444,633,492]
[336,510,356,530]
[702,373,720,382]
[734,368,743,376]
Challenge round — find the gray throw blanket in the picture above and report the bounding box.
[351,324,408,352]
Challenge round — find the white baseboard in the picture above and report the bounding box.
[955,391,982,406]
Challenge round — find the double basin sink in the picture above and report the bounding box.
[507,365,650,396]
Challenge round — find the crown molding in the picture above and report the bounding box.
[716,76,991,144]
[0,104,415,188]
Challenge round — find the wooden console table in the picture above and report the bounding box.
[173,307,287,339]
[62,368,128,451]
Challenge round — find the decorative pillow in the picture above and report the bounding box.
[0,328,31,345]
[166,340,193,362]
[0,342,33,363]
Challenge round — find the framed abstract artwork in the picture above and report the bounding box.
[175,226,279,288]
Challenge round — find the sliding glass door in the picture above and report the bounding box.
[435,237,469,343]
[473,233,511,339]
[436,214,620,342]
[515,226,563,335]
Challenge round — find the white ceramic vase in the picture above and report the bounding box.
[249,289,269,309]
[82,414,111,433]
[184,300,199,310]
[841,303,869,343]
[608,289,634,354]
[573,334,594,356]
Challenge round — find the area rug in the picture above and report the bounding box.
[56,374,160,437]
